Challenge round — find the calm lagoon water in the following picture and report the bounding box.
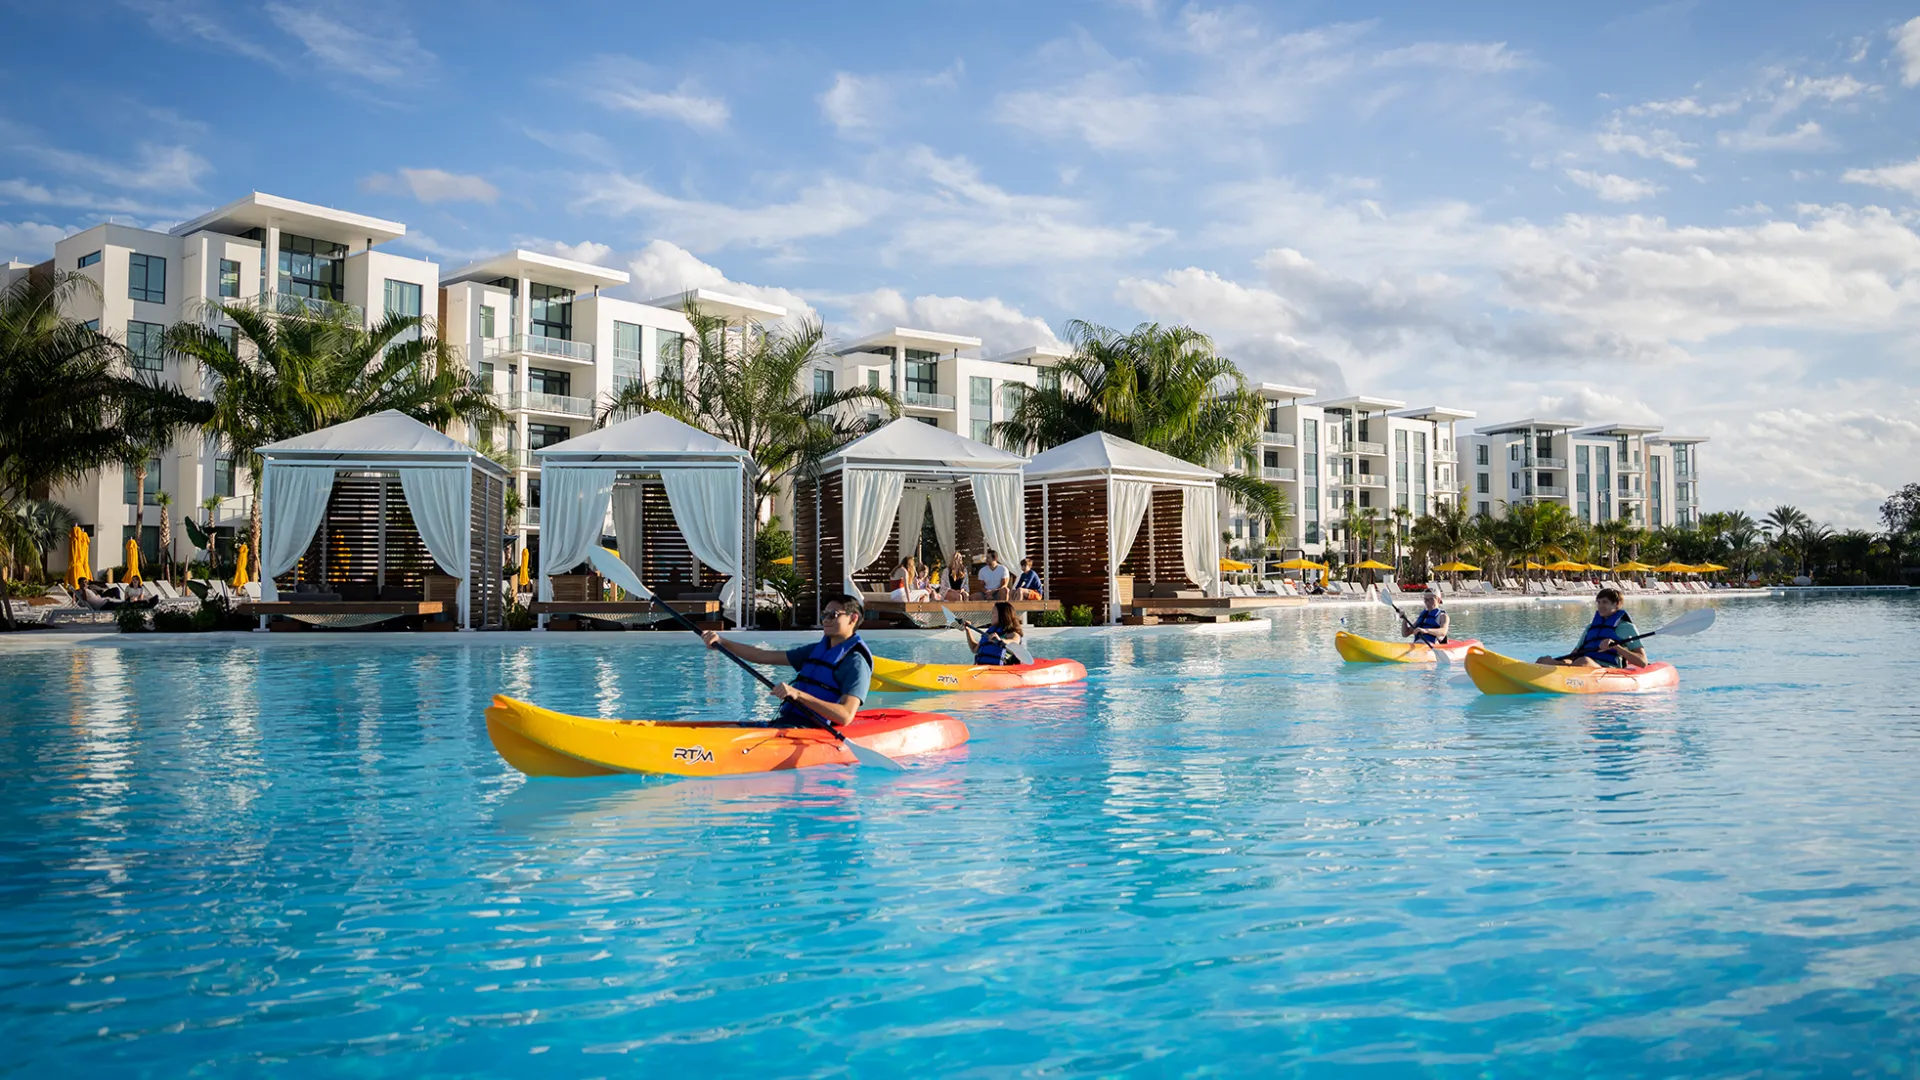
[3,593,1918,1077]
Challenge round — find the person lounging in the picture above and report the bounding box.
[701,594,871,727]
[1401,589,1449,645]
[1538,587,1647,669]
[963,601,1026,666]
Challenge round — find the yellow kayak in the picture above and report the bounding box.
[1335,630,1481,664]
[484,695,969,777]
[868,655,1088,693]
[1462,647,1680,695]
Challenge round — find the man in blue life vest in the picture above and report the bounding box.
[1538,587,1647,669]
[701,593,871,727]
[1399,588,1449,646]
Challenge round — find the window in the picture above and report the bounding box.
[527,478,541,509]
[384,279,422,319]
[82,319,99,331]
[1039,367,1061,393]
[970,375,992,412]
[480,305,498,340]
[971,419,991,442]
[277,234,346,301]
[904,348,938,396]
[215,457,235,498]
[219,258,240,298]
[1510,471,1519,490]
[914,415,938,427]
[216,325,238,353]
[814,367,836,395]
[867,369,880,390]
[77,250,101,269]
[527,423,569,450]
[530,283,574,340]
[1303,418,1320,544]
[1475,444,1488,466]
[122,525,162,569]
[612,320,641,360]
[527,367,570,397]
[1508,444,1519,461]
[123,458,162,504]
[1478,501,1490,517]
[1477,474,1489,494]
[128,253,166,303]
[657,329,684,382]
[127,319,165,372]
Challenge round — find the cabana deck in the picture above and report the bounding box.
[860,598,1061,629]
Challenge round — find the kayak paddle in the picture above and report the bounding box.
[1554,606,1717,662]
[587,547,904,771]
[1378,587,1453,664]
[940,604,1037,666]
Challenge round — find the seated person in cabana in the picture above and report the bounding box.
[888,556,925,601]
[974,550,1011,600]
[1013,557,1043,600]
[941,551,970,602]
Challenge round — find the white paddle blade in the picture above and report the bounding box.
[588,546,655,601]
[844,736,908,771]
[940,604,962,628]
[1656,607,1717,637]
[1008,636,1036,666]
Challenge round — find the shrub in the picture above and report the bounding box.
[1033,608,1067,628]
[1230,611,1254,622]
[503,601,536,631]
[152,608,196,633]
[1067,604,1095,626]
[115,607,149,633]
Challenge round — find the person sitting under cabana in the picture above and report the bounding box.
[974,550,1011,600]
[1013,557,1043,600]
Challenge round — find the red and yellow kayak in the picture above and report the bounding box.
[869,655,1088,693]
[485,695,969,777]
[1463,646,1680,695]
[1335,630,1482,664]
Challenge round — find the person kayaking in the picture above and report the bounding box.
[963,601,1025,666]
[1400,588,1449,645]
[1538,587,1647,669]
[1013,557,1044,600]
[701,593,871,727]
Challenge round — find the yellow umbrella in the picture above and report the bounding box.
[771,555,795,566]
[1433,560,1479,572]
[66,526,89,589]
[517,547,531,588]
[1695,562,1728,572]
[1354,559,1394,570]
[231,543,251,588]
[1274,557,1327,570]
[1219,558,1253,572]
[1651,561,1694,573]
[1581,562,1609,572]
[124,537,142,583]
[1612,560,1655,572]
[1544,559,1588,572]
[1509,560,1547,571]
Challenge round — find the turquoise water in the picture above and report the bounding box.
[3,594,1918,1076]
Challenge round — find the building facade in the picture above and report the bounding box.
[1464,421,1706,528]
[823,329,1056,443]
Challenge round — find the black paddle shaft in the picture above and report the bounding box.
[654,596,848,740]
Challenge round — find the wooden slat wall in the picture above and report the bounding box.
[1028,479,1110,619]
[794,473,844,621]
[276,475,434,601]
[1147,486,1196,587]
[633,481,728,592]
[469,469,504,628]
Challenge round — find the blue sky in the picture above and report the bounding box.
[4,1,1920,526]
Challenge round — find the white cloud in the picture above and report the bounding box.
[522,129,617,166]
[1843,155,1920,196]
[575,174,887,250]
[1718,119,1826,151]
[889,147,1173,265]
[263,2,435,87]
[1564,169,1664,202]
[579,58,729,130]
[1626,96,1740,118]
[830,289,1062,354]
[1595,118,1698,169]
[623,239,818,323]
[521,240,616,265]
[362,168,499,204]
[821,72,887,134]
[1,122,212,192]
[0,220,72,261]
[1895,16,1920,86]
[0,178,200,218]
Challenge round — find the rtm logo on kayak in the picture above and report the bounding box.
[672,746,715,763]
[937,675,959,686]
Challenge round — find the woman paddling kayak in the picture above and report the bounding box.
[1537,587,1648,669]
[962,601,1025,666]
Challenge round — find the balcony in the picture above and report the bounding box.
[1675,468,1699,481]
[1261,431,1296,446]
[1534,485,1570,497]
[1351,474,1386,489]
[483,334,595,365]
[1342,440,1387,456]
[902,390,955,411]
[1261,466,1296,481]
[501,391,593,418]
[229,291,366,322]
[522,506,541,526]
[1527,456,1567,470]
[1432,449,1457,464]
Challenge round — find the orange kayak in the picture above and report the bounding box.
[1463,647,1680,695]
[485,695,969,777]
[869,655,1088,692]
[1335,631,1482,664]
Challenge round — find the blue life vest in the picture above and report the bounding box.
[1412,606,1447,645]
[974,628,1019,666]
[781,632,872,726]
[1575,610,1634,668]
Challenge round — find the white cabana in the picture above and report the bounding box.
[1024,431,1222,623]
[256,410,510,629]
[532,412,757,625]
[794,418,1028,621]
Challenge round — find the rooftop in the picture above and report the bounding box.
[835,327,982,357]
[442,249,630,291]
[1308,393,1407,412]
[1258,382,1320,400]
[171,192,406,248]
[1391,405,1478,422]
[985,343,1072,366]
[1573,422,1663,437]
[644,287,787,322]
[1474,418,1582,435]
[1649,434,1710,444]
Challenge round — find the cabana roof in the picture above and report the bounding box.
[259,410,507,476]
[1025,432,1219,485]
[534,412,753,463]
[822,418,1026,473]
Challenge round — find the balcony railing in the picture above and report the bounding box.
[902,390,955,411]
[1261,466,1297,481]
[483,334,595,364]
[501,391,593,418]
[1432,449,1457,464]
[1351,474,1386,488]
[1527,456,1567,470]
[227,291,366,322]
[1261,431,1296,446]
[1343,440,1386,456]
[1675,468,1699,481]
[1534,484,1570,497]
[523,506,541,526]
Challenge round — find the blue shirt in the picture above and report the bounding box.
[1015,569,1043,591]
[784,644,872,702]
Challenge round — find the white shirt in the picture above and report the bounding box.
[977,563,1010,590]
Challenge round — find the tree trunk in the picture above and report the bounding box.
[158,517,172,584]
[134,464,147,536]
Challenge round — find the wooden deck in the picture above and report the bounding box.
[861,598,1062,629]
[1125,596,1282,623]
[241,601,445,616]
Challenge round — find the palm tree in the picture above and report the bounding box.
[153,491,174,582]
[1497,500,1576,593]
[1410,500,1474,583]
[166,303,497,580]
[1763,505,1810,542]
[994,320,1285,524]
[598,308,897,515]
[1389,505,1413,576]
[10,499,76,581]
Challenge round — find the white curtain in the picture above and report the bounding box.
[896,487,930,559]
[661,466,744,620]
[1181,484,1221,596]
[259,465,336,602]
[533,467,616,601]
[929,488,957,557]
[1107,478,1155,621]
[400,467,473,581]
[970,470,1026,566]
[611,482,645,582]
[840,468,905,597]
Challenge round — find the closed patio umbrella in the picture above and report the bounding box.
[517,547,531,588]
[123,537,142,584]
[66,526,89,589]
[231,543,251,588]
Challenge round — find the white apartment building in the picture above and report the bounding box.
[823,329,1056,442]
[1463,420,1706,528]
[25,191,440,573]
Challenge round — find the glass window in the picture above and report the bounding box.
[814,367,835,395]
[128,253,166,303]
[216,325,238,353]
[480,305,497,339]
[215,457,235,498]
[970,375,992,410]
[219,258,240,298]
[1477,474,1489,494]
[656,329,684,382]
[1478,501,1490,517]
[127,319,165,372]
[277,234,345,301]
[123,458,162,504]
[82,318,99,331]
[866,369,880,390]
[530,283,574,340]
[1475,444,1488,466]
[527,423,569,450]
[971,419,991,442]
[904,349,938,396]
[384,279,421,319]
[526,367,570,397]
[1039,367,1061,393]
[78,250,102,269]
[612,320,640,360]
